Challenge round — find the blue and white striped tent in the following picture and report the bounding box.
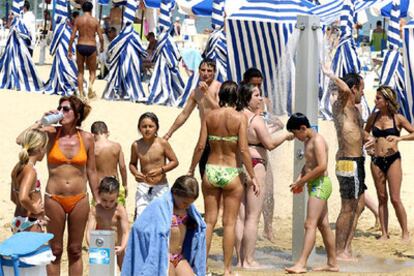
[147,0,185,106]
[176,0,213,16]
[44,0,78,95]
[319,0,370,120]
[372,0,414,18]
[178,0,226,107]
[0,0,43,92]
[402,20,414,122]
[226,0,314,115]
[380,0,411,121]
[102,0,148,101]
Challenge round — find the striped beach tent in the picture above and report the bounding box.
[176,0,213,16]
[371,0,414,18]
[102,0,148,101]
[226,0,314,115]
[0,0,43,92]
[319,0,370,121]
[178,0,226,107]
[402,20,414,122]
[44,0,78,95]
[147,0,185,106]
[380,0,411,121]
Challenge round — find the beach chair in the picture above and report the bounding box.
[0,232,55,276]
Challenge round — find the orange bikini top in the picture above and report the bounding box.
[48,128,87,166]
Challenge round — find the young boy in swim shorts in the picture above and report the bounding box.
[285,113,339,274]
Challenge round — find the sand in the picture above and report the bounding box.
[0,54,413,275]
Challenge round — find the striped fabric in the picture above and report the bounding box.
[0,0,43,92]
[147,0,185,106]
[102,0,147,101]
[402,20,414,122]
[179,0,226,107]
[320,0,370,121]
[44,0,78,95]
[227,0,314,115]
[380,0,411,121]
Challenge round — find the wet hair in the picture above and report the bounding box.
[286,113,311,131]
[236,83,258,111]
[91,121,108,135]
[243,68,263,83]
[377,85,400,114]
[59,96,91,127]
[82,1,93,12]
[138,112,159,132]
[24,1,30,10]
[219,81,238,107]
[171,176,199,199]
[198,58,216,72]
[341,73,363,91]
[12,129,48,177]
[98,176,120,194]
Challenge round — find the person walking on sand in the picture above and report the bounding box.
[285,113,339,274]
[323,65,374,261]
[164,58,221,177]
[365,86,414,241]
[68,1,104,99]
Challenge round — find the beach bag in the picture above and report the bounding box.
[0,232,55,276]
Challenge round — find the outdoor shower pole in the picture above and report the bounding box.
[292,14,320,261]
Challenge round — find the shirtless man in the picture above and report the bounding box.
[68,1,104,99]
[91,121,128,198]
[163,58,221,177]
[324,67,374,261]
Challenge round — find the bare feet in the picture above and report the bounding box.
[402,232,410,243]
[312,265,339,272]
[88,87,97,99]
[336,252,358,262]
[285,264,307,274]
[262,230,277,243]
[376,234,390,241]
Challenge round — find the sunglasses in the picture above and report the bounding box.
[57,105,72,112]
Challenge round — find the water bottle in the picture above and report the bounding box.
[41,112,63,125]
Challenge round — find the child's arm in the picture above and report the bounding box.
[188,118,208,175]
[18,167,44,216]
[117,144,128,197]
[290,136,327,192]
[146,139,179,178]
[86,206,97,247]
[115,205,129,255]
[129,141,146,182]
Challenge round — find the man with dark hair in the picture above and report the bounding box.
[68,1,104,99]
[370,20,386,51]
[243,67,263,87]
[164,58,221,177]
[22,0,36,56]
[323,67,374,261]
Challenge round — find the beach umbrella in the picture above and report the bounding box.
[380,0,411,121]
[0,0,43,91]
[44,0,78,95]
[371,0,414,18]
[102,0,148,101]
[176,0,212,17]
[178,0,226,107]
[319,0,370,120]
[147,0,185,106]
[402,20,414,122]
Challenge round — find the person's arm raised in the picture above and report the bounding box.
[253,116,294,150]
[163,92,197,140]
[321,63,351,105]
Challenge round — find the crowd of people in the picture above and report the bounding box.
[8,55,413,276]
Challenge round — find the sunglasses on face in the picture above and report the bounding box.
[57,105,72,112]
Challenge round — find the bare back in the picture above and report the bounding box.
[95,139,121,182]
[205,107,243,167]
[75,14,100,46]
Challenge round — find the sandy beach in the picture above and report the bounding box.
[0,53,413,275]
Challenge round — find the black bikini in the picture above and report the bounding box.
[371,113,401,174]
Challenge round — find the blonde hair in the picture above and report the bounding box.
[377,85,400,114]
[13,129,48,177]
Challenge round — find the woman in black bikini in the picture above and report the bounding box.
[235,83,294,268]
[365,86,414,241]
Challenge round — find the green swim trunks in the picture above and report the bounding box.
[307,176,332,200]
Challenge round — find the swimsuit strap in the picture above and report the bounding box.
[248,114,257,126]
[208,135,238,142]
[171,213,188,227]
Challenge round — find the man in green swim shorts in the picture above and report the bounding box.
[285,113,339,274]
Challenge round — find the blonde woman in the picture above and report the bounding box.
[365,86,414,241]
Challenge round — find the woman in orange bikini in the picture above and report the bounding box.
[18,95,99,276]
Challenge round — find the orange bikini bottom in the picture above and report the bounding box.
[46,192,87,213]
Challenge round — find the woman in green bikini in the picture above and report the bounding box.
[188,80,259,276]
